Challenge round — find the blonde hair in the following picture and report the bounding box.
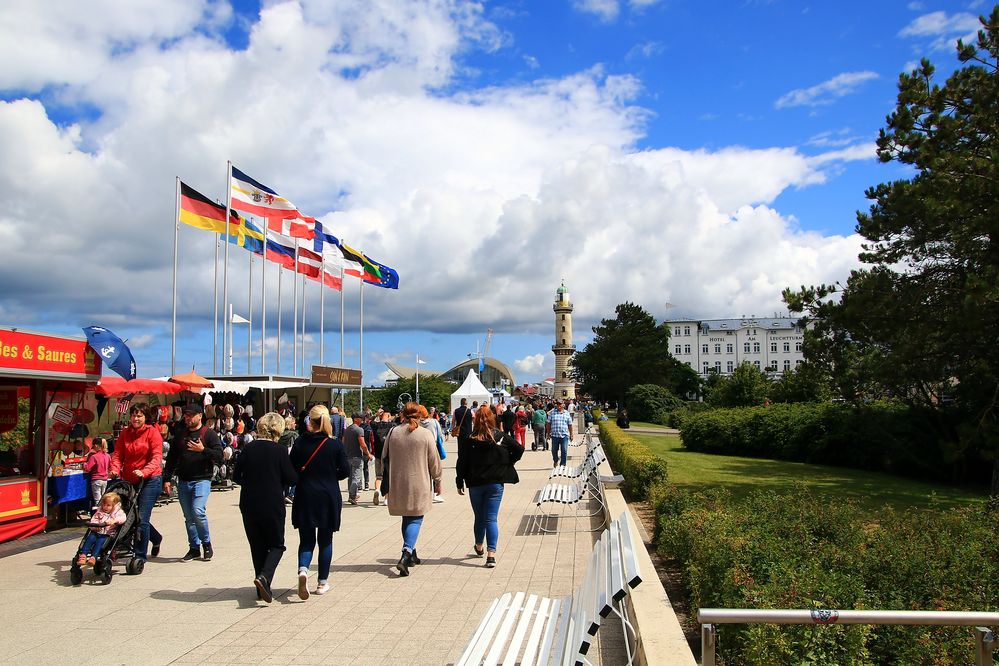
[284,415,296,430]
[308,404,333,437]
[256,412,287,442]
[101,491,121,508]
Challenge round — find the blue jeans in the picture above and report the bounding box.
[177,479,212,547]
[401,515,424,553]
[133,475,162,560]
[551,436,569,466]
[298,527,334,581]
[468,483,504,552]
[81,531,109,557]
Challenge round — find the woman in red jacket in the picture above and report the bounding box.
[110,404,163,571]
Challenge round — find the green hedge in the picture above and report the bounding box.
[595,419,668,500]
[679,402,987,486]
[652,485,999,665]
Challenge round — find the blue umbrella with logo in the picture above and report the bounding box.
[82,326,137,380]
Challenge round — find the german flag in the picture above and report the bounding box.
[179,182,241,234]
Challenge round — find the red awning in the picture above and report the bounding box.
[95,377,188,397]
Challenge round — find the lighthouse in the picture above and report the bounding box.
[552,281,576,400]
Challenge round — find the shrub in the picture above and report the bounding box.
[624,384,684,424]
[656,485,999,664]
[596,420,667,500]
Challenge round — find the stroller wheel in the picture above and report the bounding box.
[101,569,113,585]
[126,558,145,575]
[70,566,83,586]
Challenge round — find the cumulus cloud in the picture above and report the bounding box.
[775,71,879,109]
[0,0,865,358]
[572,0,620,22]
[898,11,980,51]
[515,353,546,375]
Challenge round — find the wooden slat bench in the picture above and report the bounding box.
[457,512,644,666]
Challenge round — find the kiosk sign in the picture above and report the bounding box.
[0,329,101,379]
[310,365,362,387]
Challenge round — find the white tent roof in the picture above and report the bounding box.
[450,369,492,413]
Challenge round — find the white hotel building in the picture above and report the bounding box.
[666,317,805,377]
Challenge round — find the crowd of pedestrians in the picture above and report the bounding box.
[77,393,587,603]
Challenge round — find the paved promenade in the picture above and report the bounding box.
[0,432,644,665]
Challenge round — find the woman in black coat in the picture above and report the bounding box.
[232,412,298,603]
[290,404,349,599]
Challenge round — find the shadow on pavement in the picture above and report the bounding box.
[151,587,262,608]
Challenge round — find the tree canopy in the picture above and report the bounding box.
[366,374,454,415]
[784,9,999,493]
[572,302,699,403]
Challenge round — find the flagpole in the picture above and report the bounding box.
[213,234,220,375]
[359,278,364,412]
[247,250,253,374]
[171,177,180,375]
[277,264,283,374]
[223,160,233,376]
[340,265,345,410]
[261,220,266,374]
[320,248,325,365]
[301,272,307,377]
[228,303,233,375]
[293,239,299,377]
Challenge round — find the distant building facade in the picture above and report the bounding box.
[666,316,805,377]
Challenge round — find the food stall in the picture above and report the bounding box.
[0,327,101,542]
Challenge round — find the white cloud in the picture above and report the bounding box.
[515,353,546,375]
[572,0,620,22]
[626,41,665,61]
[775,71,880,109]
[898,11,980,51]
[0,0,865,349]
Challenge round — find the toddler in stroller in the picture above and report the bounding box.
[70,480,140,585]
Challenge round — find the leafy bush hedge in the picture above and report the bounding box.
[624,384,684,423]
[679,402,989,486]
[595,419,667,500]
[652,485,999,665]
[667,401,713,429]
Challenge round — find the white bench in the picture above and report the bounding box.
[532,462,606,533]
[571,425,599,447]
[457,512,644,666]
[551,443,606,479]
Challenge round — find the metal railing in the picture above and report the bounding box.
[698,608,999,665]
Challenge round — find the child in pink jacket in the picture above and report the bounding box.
[77,491,126,566]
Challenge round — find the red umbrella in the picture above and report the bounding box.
[95,377,187,397]
[168,370,214,390]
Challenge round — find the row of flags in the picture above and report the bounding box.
[178,166,399,291]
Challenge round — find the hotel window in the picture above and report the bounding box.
[674,327,681,336]
[726,344,733,354]
[684,344,691,354]
[771,342,778,353]
[753,342,760,353]
[684,326,691,336]
[702,344,708,354]
[726,361,734,373]
[784,360,791,371]
[714,344,721,354]
[795,342,802,352]
[783,342,791,353]
[674,345,682,354]
[702,362,709,373]
[714,361,721,371]
[744,342,750,353]
[754,360,761,368]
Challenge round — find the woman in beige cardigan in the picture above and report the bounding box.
[382,402,442,576]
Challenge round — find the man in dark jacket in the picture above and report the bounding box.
[452,398,473,438]
[163,402,224,561]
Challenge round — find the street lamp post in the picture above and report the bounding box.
[415,353,426,404]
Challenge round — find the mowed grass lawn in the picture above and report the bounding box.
[632,431,987,511]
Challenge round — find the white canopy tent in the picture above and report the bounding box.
[450,369,492,414]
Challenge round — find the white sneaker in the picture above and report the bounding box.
[432,494,445,503]
[298,570,310,600]
[373,490,380,505]
[314,581,330,595]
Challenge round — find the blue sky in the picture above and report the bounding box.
[0,0,987,387]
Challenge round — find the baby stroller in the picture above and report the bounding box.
[69,478,144,585]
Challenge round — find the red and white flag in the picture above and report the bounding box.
[296,246,323,279]
[268,216,314,241]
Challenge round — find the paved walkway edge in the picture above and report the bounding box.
[600,459,697,665]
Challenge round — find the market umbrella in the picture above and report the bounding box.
[95,377,187,397]
[169,369,214,390]
[82,326,137,380]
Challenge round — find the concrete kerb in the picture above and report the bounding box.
[597,451,697,665]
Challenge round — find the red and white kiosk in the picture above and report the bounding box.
[0,327,101,542]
